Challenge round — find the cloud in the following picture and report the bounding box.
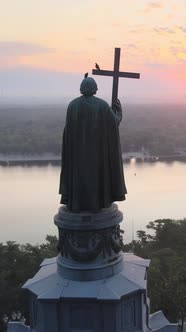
[170,46,186,53]
[177,26,186,33]
[111,22,121,28]
[129,26,147,34]
[122,43,137,50]
[177,53,186,61]
[153,27,175,34]
[148,2,163,9]
[86,37,96,42]
[0,41,55,57]
[170,46,186,62]
[141,1,163,13]
[126,43,137,49]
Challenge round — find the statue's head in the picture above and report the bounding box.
[80,77,98,96]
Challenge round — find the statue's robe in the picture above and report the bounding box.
[59,95,127,212]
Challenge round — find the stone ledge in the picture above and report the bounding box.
[54,203,123,230]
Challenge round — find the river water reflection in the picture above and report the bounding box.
[0,161,186,244]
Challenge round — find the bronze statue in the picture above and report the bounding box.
[59,77,127,212]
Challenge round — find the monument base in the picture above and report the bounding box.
[9,204,178,332]
[21,205,151,332]
[23,253,150,332]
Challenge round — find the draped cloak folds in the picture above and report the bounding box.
[59,95,127,212]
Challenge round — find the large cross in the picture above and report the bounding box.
[92,48,140,109]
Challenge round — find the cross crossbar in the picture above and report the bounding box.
[92,70,140,79]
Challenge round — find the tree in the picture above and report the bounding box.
[128,219,186,325]
[0,236,58,318]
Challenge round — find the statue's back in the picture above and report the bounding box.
[59,80,127,212]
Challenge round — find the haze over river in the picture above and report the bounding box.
[0,161,186,244]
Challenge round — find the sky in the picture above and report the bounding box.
[0,0,185,103]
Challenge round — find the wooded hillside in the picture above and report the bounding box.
[0,103,185,155]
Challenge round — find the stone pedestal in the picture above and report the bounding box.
[55,204,124,281]
[21,204,152,332]
[8,203,178,332]
[8,208,179,332]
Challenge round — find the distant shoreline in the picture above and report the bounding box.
[0,152,186,166]
[0,153,61,166]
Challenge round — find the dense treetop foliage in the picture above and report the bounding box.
[124,218,186,327]
[0,235,58,321]
[0,103,186,155]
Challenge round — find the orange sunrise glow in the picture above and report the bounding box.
[0,0,185,102]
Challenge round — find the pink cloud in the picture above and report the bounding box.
[0,41,55,57]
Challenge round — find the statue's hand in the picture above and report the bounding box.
[113,99,122,125]
[114,99,122,111]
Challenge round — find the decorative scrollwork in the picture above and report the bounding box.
[57,225,124,262]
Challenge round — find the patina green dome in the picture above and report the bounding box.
[80,77,98,96]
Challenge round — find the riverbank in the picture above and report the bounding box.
[0,152,186,166]
[122,152,186,163]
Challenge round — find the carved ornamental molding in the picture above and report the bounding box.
[57,225,124,262]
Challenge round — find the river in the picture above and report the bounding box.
[0,161,186,244]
